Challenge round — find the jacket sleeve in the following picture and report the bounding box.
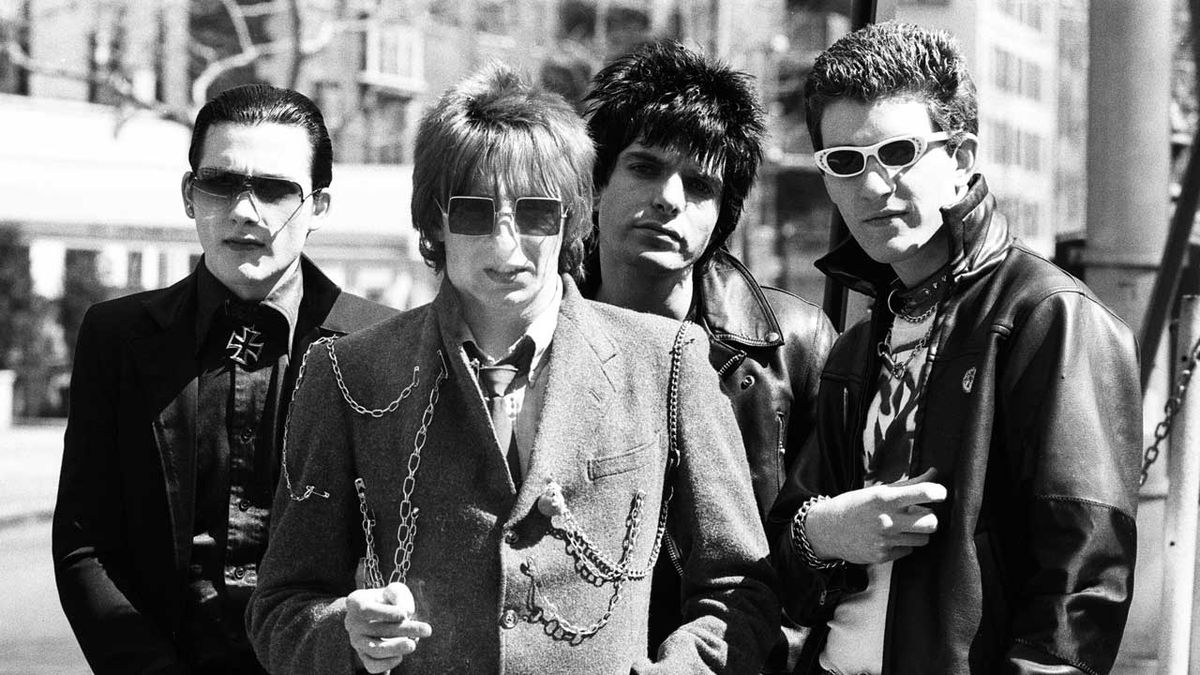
[782,307,838,480]
[52,307,188,674]
[247,343,363,674]
[766,326,868,628]
[636,326,781,674]
[999,290,1141,674]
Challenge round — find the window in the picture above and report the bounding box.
[992,47,1042,101]
[362,22,424,92]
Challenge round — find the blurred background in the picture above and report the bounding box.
[0,0,1196,672]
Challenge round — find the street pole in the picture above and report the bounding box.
[1159,296,1200,675]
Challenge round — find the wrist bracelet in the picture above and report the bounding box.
[790,495,843,570]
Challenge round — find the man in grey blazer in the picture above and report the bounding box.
[247,66,779,673]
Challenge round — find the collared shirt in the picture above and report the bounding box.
[183,261,303,668]
[451,277,561,478]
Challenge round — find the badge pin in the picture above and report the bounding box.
[962,366,977,394]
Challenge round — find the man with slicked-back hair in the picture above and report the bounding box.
[53,84,395,673]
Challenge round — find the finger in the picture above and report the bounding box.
[354,635,420,660]
[347,601,412,626]
[357,650,405,674]
[880,545,914,562]
[350,618,425,639]
[889,467,938,487]
[891,481,948,507]
[903,510,939,535]
[888,532,933,549]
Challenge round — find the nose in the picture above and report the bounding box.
[857,156,897,199]
[494,212,521,252]
[229,189,262,226]
[652,173,685,216]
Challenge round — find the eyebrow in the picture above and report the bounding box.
[622,149,724,188]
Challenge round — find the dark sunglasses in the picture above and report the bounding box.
[440,196,565,237]
[814,132,951,178]
[190,169,315,208]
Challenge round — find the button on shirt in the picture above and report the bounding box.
[183,263,302,668]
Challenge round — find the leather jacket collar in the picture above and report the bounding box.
[694,248,785,348]
[815,173,1013,297]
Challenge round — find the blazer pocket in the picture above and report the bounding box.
[587,435,660,480]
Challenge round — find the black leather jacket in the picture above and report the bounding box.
[768,175,1142,674]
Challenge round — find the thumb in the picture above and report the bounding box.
[889,467,938,488]
[380,582,415,619]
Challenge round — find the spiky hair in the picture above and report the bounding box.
[584,41,766,259]
[804,21,978,150]
[411,63,595,275]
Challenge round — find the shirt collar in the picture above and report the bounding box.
[455,275,562,378]
[193,258,305,354]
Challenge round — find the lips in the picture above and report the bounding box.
[485,266,533,283]
[224,237,266,250]
[864,210,907,224]
[633,219,684,243]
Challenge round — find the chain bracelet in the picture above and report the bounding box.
[327,340,421,418]
[280,336,337,501]
[390,350,448,584]
[1141,334,1200,485]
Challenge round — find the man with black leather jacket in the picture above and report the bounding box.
[580,41,836,672]
[768,22,1141,674]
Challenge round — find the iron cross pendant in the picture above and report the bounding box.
[226,325,265,367]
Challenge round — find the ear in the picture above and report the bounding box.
[952,133,978,189]
[180,171,195,218]
[307,189,331,232]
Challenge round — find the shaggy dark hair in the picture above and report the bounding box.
[411,64,595,275]
[584,41,766,260]
[804,21,978,151]
[189,84,333,190]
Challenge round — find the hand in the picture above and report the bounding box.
[805,468,947,565]
[344,582,433,673]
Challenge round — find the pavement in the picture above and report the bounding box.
[0,420,66,530]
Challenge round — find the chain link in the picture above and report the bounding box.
[280,336,336,501]
[328,341,421,417]
[355,478,385,589]
[1141,334,1200,486]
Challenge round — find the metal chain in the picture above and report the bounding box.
[390,350,448,584]
[1141,334,1200,485]
[280,336,337,501]
[520,322,693,640]
[355,478,385,589]
[328,341,421,418]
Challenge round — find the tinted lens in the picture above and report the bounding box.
[447,197,496,235]
[824,150,865,177]
[250,176,304,205]
[877,138,920,168]
[514,198,562,236]
[192,171,245,199]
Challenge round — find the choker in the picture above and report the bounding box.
[888,268,952,324]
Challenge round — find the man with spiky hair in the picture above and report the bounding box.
[769,22,1140,673]
[582,41,835,671]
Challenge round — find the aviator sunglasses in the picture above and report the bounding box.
[814,131,951,178]
[440,195,565,236]
[190,169,318,215]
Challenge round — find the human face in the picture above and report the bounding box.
[182,122,328,300]
[596,142,723,277]
[819,97,973,285]
[440,186,563,323]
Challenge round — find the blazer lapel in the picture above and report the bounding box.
[131,273,201,577]
[508,282,616,525]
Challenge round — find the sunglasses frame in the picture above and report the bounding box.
[439,195,567,237]
[190,169,319,224]
[814,131,952,178]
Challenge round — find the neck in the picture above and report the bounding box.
[459,276,560,359]
[595,252,695,320]
[891,227,952,288]
[214,256,302,303]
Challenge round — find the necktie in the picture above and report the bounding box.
[472,339,534,484]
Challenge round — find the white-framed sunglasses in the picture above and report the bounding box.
[814,131,951,178]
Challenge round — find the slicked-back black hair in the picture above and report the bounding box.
[411,63,595,276]
[189,84,334,190]
[804,21,978,151]
[584,41,766,260]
